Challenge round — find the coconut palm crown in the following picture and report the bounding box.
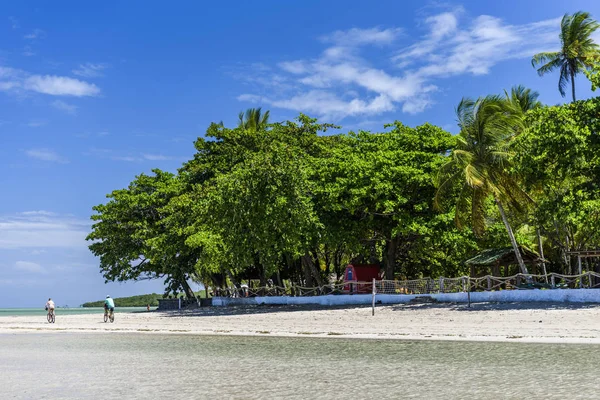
[238,107,270,131]
[532,11,600,102]
[435,94,532,274]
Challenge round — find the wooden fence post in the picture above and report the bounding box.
[371,278,376,316]
[578,256,583,288]
[467,277,471,308]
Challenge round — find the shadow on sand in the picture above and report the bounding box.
[158,303,376,318]
[155,301,600,318]
[389,301,600,312]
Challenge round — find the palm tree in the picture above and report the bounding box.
[435,95,532,274]
[532,11,600,102]
[504,85,541,114]
[238,107,270,131]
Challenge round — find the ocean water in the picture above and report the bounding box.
[1,333,600,399]
[0,307,151,316]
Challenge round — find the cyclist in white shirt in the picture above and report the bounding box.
[45,298,55,312]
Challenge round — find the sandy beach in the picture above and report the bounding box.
[2,302,600,343]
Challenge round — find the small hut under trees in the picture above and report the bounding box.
[465,246,545,277]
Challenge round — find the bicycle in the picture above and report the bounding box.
[46,308,55,323]
[104,308,115,323]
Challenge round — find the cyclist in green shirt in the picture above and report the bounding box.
[104,295,115,311]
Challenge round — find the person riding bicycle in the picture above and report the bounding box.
[45,298,55,313]
[104,295,115,313]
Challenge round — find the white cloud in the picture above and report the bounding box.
[109,153,174,162]
[0,213,89,249]
[24,75,100,96]
[143,154,171,161]
[234,10,564,119]
[241,90,394,120]
[279,61,308,75]
[9,16,19,29]
[111,155,140,162]
[21,211,58,217]
[51,99,78,115]
[22,46,35,57]
[15,261,46,274]
[0,66,101,97]
[321,27,402,46]
[72,63,109,78]
[25,148,68,163]
[27,120,46,128]
[0,66,25,83]
[76,132,109,139]
[24,29,45,40]
[395,12,561,78]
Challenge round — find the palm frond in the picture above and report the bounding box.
[558,63,569,97]
[506,85,541,113]
[236,108,271,131]
[454,184,472,231]
[260,109,270,125]
[434,169,462,211]
[464,164,485,188]
[471,187,487,237]
[531,52,560,69]
[455,97,476,130]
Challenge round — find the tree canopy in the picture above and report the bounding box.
[88,11,600,295]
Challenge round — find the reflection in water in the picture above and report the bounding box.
[1,333,599,399]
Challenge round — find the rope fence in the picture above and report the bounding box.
[212,271,600,298]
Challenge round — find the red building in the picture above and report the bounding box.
[343,264,382,293]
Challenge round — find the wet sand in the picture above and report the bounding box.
[2,302,600,343]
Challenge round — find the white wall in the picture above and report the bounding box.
[212,289,600,307]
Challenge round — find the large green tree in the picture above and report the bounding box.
[318,122,461,279]
[436,95,532,274]
[87,170,198,298]
[513,98,600,272]
[532,11,600,102]
[183,115,335,287]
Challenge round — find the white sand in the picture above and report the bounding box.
[2,302,600,343]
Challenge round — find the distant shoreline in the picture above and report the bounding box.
[2,302,600,344]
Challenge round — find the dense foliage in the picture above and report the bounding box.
[88,12,600,296]
[88,97,600,295]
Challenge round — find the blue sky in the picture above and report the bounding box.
[1,0,599,307]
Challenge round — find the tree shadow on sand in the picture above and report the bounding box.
[389,301,600,312]
[157,303,376,318]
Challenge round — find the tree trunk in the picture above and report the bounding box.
[536,228,548,282]
[495,197,529,274]
[301,254,314,287]
[571,70,576,102]
[304,252,323,287]
[566,234,572,275]
[368,239,379,264]
[180,278,196,300]
[226,270,240,289]
[384,236,399,280]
